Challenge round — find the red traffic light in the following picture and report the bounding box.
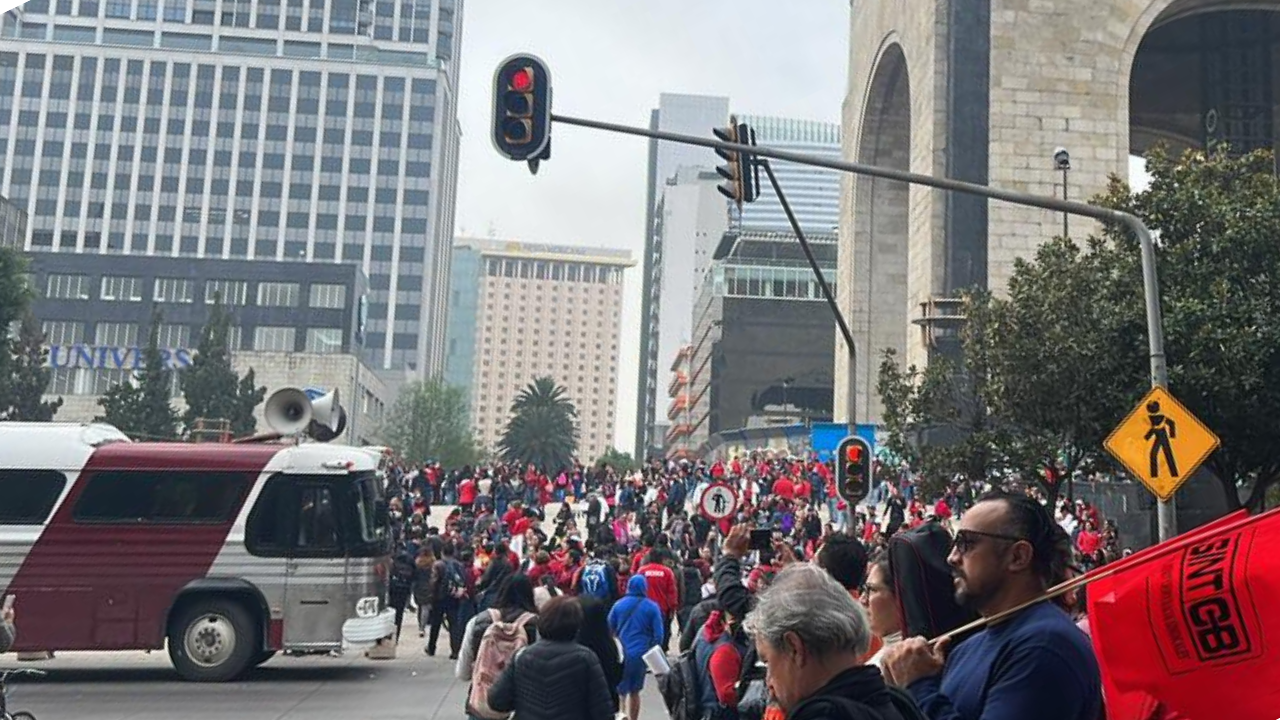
[845,444,863,463]
[509,67,533,92]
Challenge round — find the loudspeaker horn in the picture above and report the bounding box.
[264,387,313,435]
[307,388,348,443]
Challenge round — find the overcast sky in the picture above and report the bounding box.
[453,1,852,452]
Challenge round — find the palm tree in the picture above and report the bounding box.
[499,377,579,472]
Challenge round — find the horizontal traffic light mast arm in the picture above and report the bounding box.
[549,112,1168,391]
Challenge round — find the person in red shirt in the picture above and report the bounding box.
[501,501,524,529]
[771,475,795,502]
[457,476,477,511]
[794,476,812,504]
[1076,519,1102,558]
[637,551,679,651]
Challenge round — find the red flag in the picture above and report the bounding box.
[1087,508,1280,720]
[1086,511,1246,720]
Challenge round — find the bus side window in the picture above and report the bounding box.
[246,478,292,556]
[296,486,339,550]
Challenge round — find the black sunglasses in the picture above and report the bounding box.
[951,529,1028,554]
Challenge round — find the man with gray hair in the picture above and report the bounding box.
[743,564,922,720]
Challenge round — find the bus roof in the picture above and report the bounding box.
[0,423,378,475]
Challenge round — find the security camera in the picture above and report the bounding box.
[1053,147,1071,170]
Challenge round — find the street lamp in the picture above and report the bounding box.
[1054,147,1071,238]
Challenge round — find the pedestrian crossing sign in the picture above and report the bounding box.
[1104,386,1220,502]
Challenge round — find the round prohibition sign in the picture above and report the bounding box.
[700,482,739,521]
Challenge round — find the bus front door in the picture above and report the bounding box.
[283,482,349,650]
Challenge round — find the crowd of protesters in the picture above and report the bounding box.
[376,450,1143,720]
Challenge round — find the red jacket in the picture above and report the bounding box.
[458,478,477,505]
[638,562,678,615]
[772,477,795,501]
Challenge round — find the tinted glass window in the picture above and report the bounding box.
[297,486,339,549]
[0,470,68,524]
[73,471,252,523]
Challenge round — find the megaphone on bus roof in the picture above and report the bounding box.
[307,388,347,443]
[264,387,312,435]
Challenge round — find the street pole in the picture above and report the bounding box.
[1062,167,1070,239]
[550,113,1176,541]
[759,159,860,531]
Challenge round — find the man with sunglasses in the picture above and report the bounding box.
[880,491,1101,720]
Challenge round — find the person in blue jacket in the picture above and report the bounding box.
[609,574,666,720]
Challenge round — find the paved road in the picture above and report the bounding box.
[4,630,670,720]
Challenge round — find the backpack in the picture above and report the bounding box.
[657,650,703,720]
[467,609,536,720]
[887,522,978,640]
[578,561,611,599]
[390,555,415,593]
[437,559,467,601]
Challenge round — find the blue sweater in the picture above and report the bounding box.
[908,601,1101,720]
[609,575,665,659]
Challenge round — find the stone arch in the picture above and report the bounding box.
[851,42,911,424]
[1126,0,1280,157]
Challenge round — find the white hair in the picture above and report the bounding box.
[742,563,872,658]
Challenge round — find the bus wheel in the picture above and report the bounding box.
[168,598,256,682]
[251,650,277,667]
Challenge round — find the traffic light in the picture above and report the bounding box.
[713,117,758,206]
[492,53,552,168]
[836,435,873,503]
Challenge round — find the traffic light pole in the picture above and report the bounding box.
[550,112,1176,542]
[759,159,862,532]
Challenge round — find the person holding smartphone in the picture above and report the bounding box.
[1,595,15,654]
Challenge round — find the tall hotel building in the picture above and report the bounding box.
[0,0,463,378]
[445,238,634,464]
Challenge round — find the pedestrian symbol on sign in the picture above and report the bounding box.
[1144,400,1178,478]
[1104,386,1219,502]
[699,482,738,521]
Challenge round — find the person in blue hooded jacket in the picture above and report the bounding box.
[609,574,666,720]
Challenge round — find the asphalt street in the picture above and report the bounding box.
[4,629,671,720]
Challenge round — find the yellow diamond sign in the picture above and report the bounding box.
[1104,386,1220,502]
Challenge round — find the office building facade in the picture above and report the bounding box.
[635,92,730,461]
[26,251,388,443]
[0,0,463,378]
[0,192,25,248]
[447,238,634,464]
[686,117,842,454]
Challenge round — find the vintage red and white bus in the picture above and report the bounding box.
[0,422,395,681]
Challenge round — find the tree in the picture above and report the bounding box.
[180,298,266,436]
[0,247,34,409]
[499,377,579,473]
[382,377,479,468]
[1093,145,1280,509]
[971,241,1149,504]
[96,310,179,440]
[0,312,62,421]
[596,447,638,472]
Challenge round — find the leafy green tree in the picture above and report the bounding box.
[180,298,266,436]
[972,242,1149,503]
[382,377,479,468]
[499,377,579,473]
[0,247,33,396]
[1093,145,1280,510]
[96,310,179,440]
[596,447,638,472]
[1,312,62,421]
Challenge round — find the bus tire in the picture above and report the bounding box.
[168,598,256,682]
[13,712,39,720]
[251,650,277,667]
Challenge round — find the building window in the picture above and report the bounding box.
[305,327,342,354]
[156,323,190,347]
[94,322,138,346]
[206,279,249,305]
[45,273,92,300]
[154,277,194,303]
[100,276,143,302]
[253,326,295,351]
[42,320,83,345]
[308,283,346,308]
[257,281,299,307]
[227,326,243,351]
